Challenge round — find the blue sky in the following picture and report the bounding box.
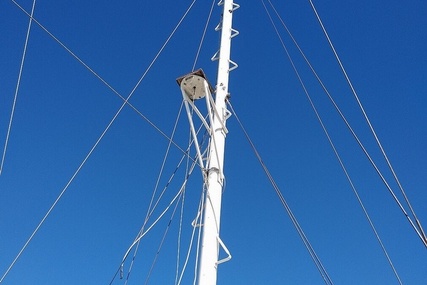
[1,0,426,284]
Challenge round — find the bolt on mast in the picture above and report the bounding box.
[177,1,238,284]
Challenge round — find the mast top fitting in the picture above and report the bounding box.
[176,69,214,100]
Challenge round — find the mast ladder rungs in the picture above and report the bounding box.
[228,59,238,72]
[217,0,240,12]
[216,236,232,265]
[231,28,239,38]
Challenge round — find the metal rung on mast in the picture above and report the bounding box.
[211,50,219,61]
[228,59,238,72]
[231,28,239,38]
[216,236,232,265]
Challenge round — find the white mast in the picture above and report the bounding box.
[197,1,237,284]
[178,1,238,283]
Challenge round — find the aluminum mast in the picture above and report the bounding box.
[178,1,238,284]
[197,1,238,284]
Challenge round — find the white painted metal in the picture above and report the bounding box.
[179,73,214,170]
[197,1,237,284]
[180,74,209,100]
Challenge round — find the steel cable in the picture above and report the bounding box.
[228,99,334,285]
[0,0,36,175]
[309,0,427,247]
[2,0,198,282]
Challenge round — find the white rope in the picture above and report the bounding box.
[175,126,210,285]
[176,190,205,285]
[0,0,36,176]
[122,104,207,283]
[111,153,187,284]
[119,154,188,278]
[175,169,186,285]
[260,2,334,284]
[120,186,187,268]
[174,0,216,278]
[194,190,205,285]
[144,190,184,285]
[121,113,205,283]
[192,176,206,285]
[118,128,208,283]
[175,124,193,284]
[119,154,200,275]
[123,103,184,284]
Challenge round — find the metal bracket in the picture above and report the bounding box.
[231,3,240,11]
[211,50,220,62]
[231,28,239,38]
[228,59,238,72]
[216,236,232,265]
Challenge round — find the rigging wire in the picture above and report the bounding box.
[0,0,36,175]
[191,194,205,285]
[123,102,184,285]
[262,1,403,283]
[173,2,218,280]
[119,184,186,277]
[115,153,189,284]
[175,130,192,285]
[228,100,334,285]
[174,112,204,285]
[144,190,185,285]
[108,150,193,284]
[191,0,217,72]
[192,184,205,285]
[140,119,209,284]
[114,152,200,285]
[308,0,427,247]
[175,185,186,284]
[10,0,193,162]
[113,121,210,284]
[176,131,210,285]
[1,1,198,282]
[176,191,205,285]
[177,114,211,285]
[123,103,208,283]
[124,125,210,284]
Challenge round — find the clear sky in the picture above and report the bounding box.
[1,0,426,284]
